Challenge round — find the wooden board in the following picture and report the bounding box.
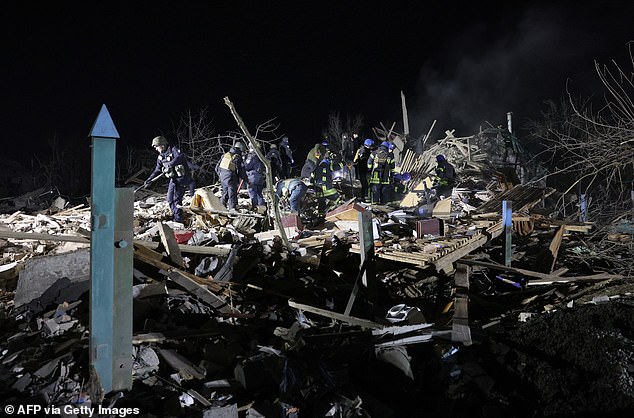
[157,222,184,267]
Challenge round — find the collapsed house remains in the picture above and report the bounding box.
[0,115,633,418]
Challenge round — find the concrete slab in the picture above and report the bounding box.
[14,248,90,307]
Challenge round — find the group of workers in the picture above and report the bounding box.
[143,134,456,222]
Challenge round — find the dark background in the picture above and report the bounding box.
[2,1,633,166]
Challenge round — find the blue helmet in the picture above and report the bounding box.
[322,140,329,147]
[380,141,390,148]
[401,172,411,182]
[436,154,446,163]
[387,142,395,150]
[363,138,374,147]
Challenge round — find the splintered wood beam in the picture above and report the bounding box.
[0,230,90,243]
[288,299,384,329]
[165,270,239,315]
[433,234,488,274]
[0,229,230,256]
[157,222,184,267]
[133,242,238,306]
[458,258,623,284]
[134,240,230,256]
[549,225,565,273]
[452,264,472,345]
[401,90,410,136]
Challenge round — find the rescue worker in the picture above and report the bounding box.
[265,143,283,181]
[367,141,395,204]
[215,142,248,210]
[275,178,308,213]
[279,136,294,178]
[311,157,340,211]
[387,141,396,161]
[144,135,192,223]
[300,143,326,179]
[353,138,375,202]
[244,144,266,210]
[393,172,411,202]
[321,139,338,163]
[433,154,456,199]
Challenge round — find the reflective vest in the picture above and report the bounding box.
[311,165,337,197]
[218,152,237,172]
[368,147,394,185]
[434,161,456,186]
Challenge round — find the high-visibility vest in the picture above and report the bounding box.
[218,152,236,171]
[368,148,393,185]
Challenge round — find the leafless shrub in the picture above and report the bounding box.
[324,111,364,155]
[528,45,634,225]
[174,108,282,186]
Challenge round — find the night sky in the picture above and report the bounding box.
[2,1,633,163]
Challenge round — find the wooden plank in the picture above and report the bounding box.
[54,204,87,216]
[433,235,488,273]
[325,199,364,221]
[288,299,384,329]
[158,348,206,380]
[134,242,165,261]
[0,230,89,243]
[561,224,594,232]
[399,192,420,208]
[376,251,432,267]
[549,225,565,273]
[134,240,230,256]
[0,230,230,256]
[458,258,622,283]
[133,243,234,296]
[157,222,184,267]
[432,198,452,217]
[454,296,469,319]
[2,211,24,223]
[452,322,472,345]
[165,270,238,315]
[454,264,470,289]
[452,293,471,344]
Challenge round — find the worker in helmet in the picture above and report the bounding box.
[433,154,456,199]
[393,172,411,202]
[215,142,248,210]
[265,143,283,181]
[275,177,308,213]
[144,135,193,223]
[367,141,395,204]
[353,138,375,202]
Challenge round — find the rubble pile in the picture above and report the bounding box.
[0,143,633,417]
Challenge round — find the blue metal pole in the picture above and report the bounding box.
[88,104,119,394]
[503,200,512,267]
